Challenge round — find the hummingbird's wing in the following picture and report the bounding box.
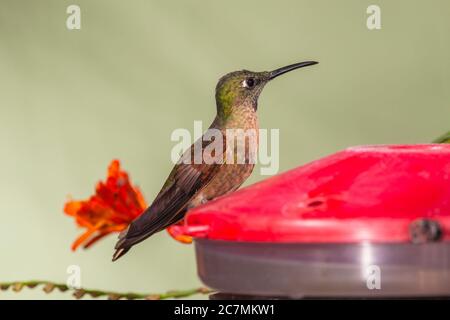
[434,131,450,143]
[112,133,224,261]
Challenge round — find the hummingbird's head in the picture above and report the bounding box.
[215,61,318,118]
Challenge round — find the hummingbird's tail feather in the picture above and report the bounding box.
[112,247,129,262]
[111,184,191,261]
[111,226,132,261]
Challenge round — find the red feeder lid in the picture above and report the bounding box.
[175,144,450,243]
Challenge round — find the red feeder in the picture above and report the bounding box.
[174,144,450,298]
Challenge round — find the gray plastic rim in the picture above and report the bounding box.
[194,239,450,298]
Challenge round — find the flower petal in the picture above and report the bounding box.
[166,221,193,244]
[65,160,147,250]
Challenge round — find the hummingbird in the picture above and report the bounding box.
[112,61,318,261]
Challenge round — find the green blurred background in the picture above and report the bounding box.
[0,0,449,299]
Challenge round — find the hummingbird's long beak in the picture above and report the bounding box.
[269,61,318,80]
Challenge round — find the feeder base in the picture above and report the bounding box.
[195,239,450,298]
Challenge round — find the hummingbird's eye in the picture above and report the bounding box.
[243,78,255,88]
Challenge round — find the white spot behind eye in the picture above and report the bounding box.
[242,78,255,88]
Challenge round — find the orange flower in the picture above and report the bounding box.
[64,160,147,250]
[166,220,193,244]
[64,160,191,250]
